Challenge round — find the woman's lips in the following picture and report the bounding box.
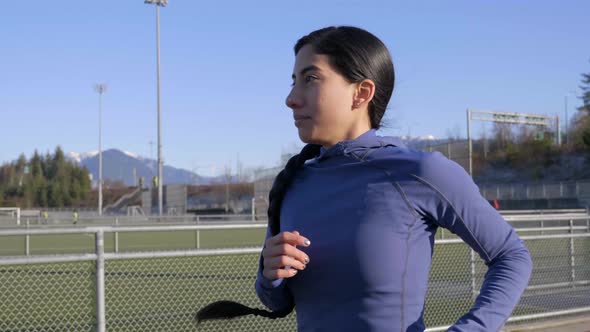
[293,115,311,127]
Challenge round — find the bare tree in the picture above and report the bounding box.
[223,164,232,213]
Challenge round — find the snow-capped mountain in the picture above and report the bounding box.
[67,149,214,186]
[67,151,99,164]
[396,135,451,150]
[399,134,437,141]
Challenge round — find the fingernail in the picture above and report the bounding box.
[304,257,310,264]
[301,264,306,270]
[292,269,298,275]
[304,239,311,246]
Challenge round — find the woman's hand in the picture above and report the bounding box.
[262,231,311,280]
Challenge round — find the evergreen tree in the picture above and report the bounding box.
[36,178,48,207]
[48,182,64,207]
[572,63,590,152]
[16,154,27,173]
[0,146,92,207]
[581,62,590,108]
[30,151,43,177]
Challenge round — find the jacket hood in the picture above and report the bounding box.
[317,129,405,162]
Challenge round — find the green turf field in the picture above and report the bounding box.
[1,228,588,331]
[0,228,267,256]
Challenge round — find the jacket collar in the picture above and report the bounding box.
[316,129,404,161]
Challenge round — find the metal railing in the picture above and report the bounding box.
[0,220,589,331]
[480,180,590,201]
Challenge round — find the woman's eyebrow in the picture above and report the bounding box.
[292,65,320,80]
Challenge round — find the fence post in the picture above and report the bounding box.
[542,184,546,197]
[25,219,30,256]
[470,249,477,299]
[115,218,119,253]
[96,230,106,332]
[195,218,201,249]
[447,143,451,159]
[251,198,256,222]
[569,220,576,287]
[560,182,563,197]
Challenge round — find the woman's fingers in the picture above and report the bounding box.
[265,255,307,271]
[263,265,299,280]
[266,231,311,248]
[262,243,310,265]
[261,231,311,280]
[263,231,310,264]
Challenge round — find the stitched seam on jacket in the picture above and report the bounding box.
[344,151,422,330]
[379,169,421,332]
[410,173,492,262]
[362,162,421,331]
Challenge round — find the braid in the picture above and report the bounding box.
[196,144,321,324]
[196,301,292,324]
[268,144,322,235]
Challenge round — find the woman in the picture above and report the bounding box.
[198,26,532,332]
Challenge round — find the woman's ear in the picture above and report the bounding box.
[352,79,376,109]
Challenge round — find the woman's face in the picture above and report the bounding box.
[286,45,368,148]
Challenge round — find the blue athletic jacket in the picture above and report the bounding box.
[255,129,532,331]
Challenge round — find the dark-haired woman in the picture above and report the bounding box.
[199,26,532,332]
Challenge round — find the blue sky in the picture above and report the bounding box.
[2,1,589,177]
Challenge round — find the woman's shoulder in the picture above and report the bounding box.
[371,137,469,181]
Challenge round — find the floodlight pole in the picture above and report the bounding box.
[145,0,168,216]
[94,84,107,216]
[467,109,473,176]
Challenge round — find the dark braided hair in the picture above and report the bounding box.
[267,144,322,235]
[196,25,395,324]
[196,145,321,324]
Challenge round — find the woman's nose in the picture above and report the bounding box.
[286,94,301,109]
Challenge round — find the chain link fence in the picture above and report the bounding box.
[1,220,589,331]
[480,180,590,201]
[0,261,96,331]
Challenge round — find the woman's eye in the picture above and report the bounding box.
[305,75,317,83]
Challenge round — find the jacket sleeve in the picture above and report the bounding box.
[414,152,532,332]
[254,226,294,312]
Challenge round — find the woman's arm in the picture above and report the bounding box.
[414,152,533,332]
[255,229,309,312]
[255,256,294,312]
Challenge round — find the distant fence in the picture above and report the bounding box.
[0,213,259,227]
[481,180,590,209]
[1,213,589,332]
[423,139,470,174]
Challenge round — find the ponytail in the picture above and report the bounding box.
[196,144,321,324]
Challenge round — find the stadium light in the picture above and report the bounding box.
[145,0,167,216]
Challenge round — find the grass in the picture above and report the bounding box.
[0,228,588,331]
[0,229,267,256]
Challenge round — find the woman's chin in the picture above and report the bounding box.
[297,129,317,144]
[297,131,324,146]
